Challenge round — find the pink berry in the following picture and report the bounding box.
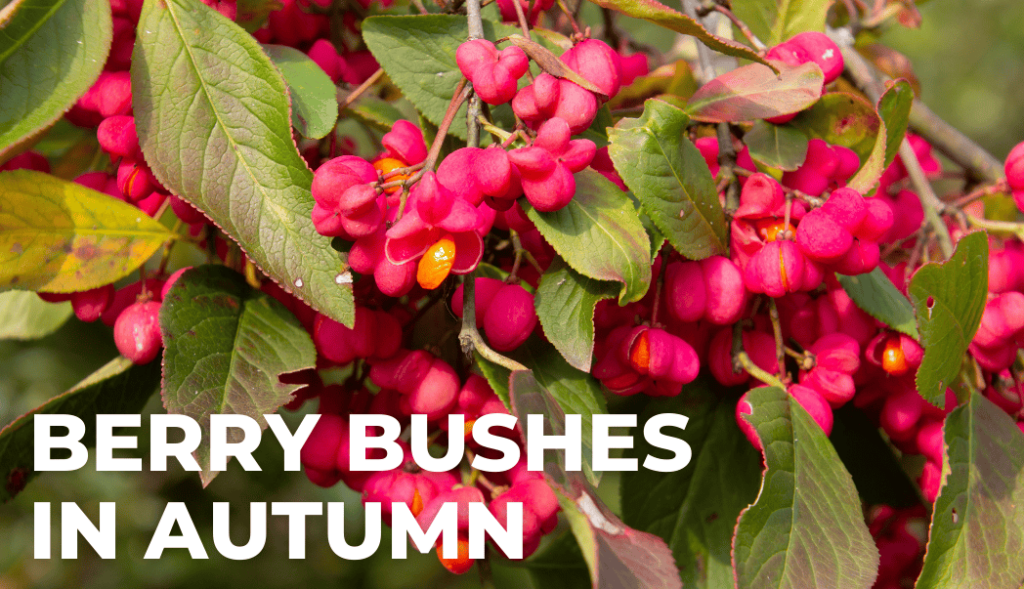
[560,39,622,98]
[114,301,163,364]
[456,39,529,105]
[482,283,537,352]
[789,384,834,436]
[71,285,115,323]
[1004,141,1024,192]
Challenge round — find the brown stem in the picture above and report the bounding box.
[511,0,532,40]
[950,180,1008,209]
[713,5,764,50]
[768,297,786,380]
[337,68,384,112]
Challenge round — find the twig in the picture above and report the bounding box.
[767,297,786,380]
[899,138,954,259]
[466,0,484,148]
[840,44,955,259]
[713,5,765,51]
[337,68,384,112]
[908,100,1005,184]
[950,180,1008,209]
[459,272,528,372]
[511,0,532,39]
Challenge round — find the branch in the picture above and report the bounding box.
[840,44,954,259]
[466,0,484,148]
[459,273,528,372]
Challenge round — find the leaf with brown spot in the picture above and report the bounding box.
[0,170,175,293]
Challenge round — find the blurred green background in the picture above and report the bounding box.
[3,1,1023,588]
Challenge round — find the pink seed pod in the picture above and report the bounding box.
[785,32,844,84]
[403,357,460,420]
[71,285,115,323]
[114,300,163,364]
[974,297,1014,348]
[916,419,944,465]
[1004,141,1024,191]
[101,279,165,326]
[456,39,529,105]
[856,197,895,242]
[93,71,133,118]
[665,260,706,322]
[511,74,599,135]
[483,283,537,352]
[169,194,207,225]
[808,333,860,374]
[970,341,1017,372]
[708,329,777,387]
[560,38,622,98]
[507,117,596,212]
[918,459,941,503]
[97,115,140,159]
[796,208,854,262]
[801,367,856,407]
[833,238,881,276]
[382,120,429,165]
[735,393,762,451]
[300,414,347,474]
[821,187,867,232]
[789,384,834,436]
[744,240,806,297]
[831,146,861,187]
[451,277,506,326]
[161,266,192,300]
[884,190,925,243]
[313,307,377,365]
[881,389,924,441]
[0,151,50,173]
[735,173,785,219]
[701,255,747,325]
[417,485,485,532]
[782,139,839,196]
[308,39,344,83]
[489,486,542,556]
[370,349,434,392]
[117,159,156,202]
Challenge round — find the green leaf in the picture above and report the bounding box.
[525,531,591,589]
[685,62,824,124]
[133,0,354,327]
[916,393,1024,589]
[263,44,339,140]
[476,337,607,484]
[361,15,522,141]
[535,259,618,372]
[0,170,174,293]
[622,382,762,589]
[343,95,405,133]
[830,405,923,508]
[847,80,913,193]
[733,386,880,589]
[0,0,111,159]
[837,268,919,339]
[509,369,682,589]
[608,99,728,260]
[908,232,988,407]
[878,79,914,172]
[0,290,72,340]
[731,0,832,46]
[524,169,652,305]
[790,92,881,163]
[583,0,773,70]
[743,120,809,171]
[160,265,316,486]
[0,356,161,502]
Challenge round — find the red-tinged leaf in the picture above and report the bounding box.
[509,370,681,589]
[583,0,774,71]
[858,44,922,97]
[685,61,823,123]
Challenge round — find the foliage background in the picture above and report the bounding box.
[0,1,1020,587]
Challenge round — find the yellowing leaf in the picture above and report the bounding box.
[0,170,173,292]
